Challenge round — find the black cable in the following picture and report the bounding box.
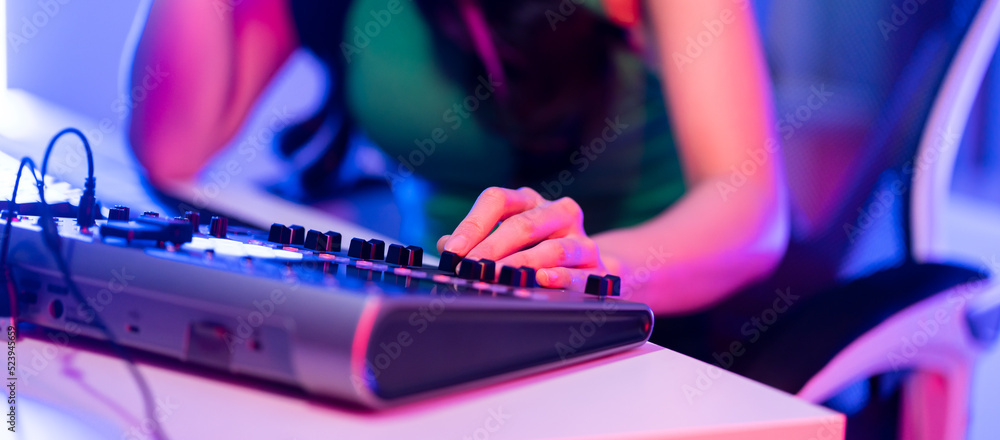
[37,218,167,440]
[1,158,41,328]
[22,128,167,440]
[40,128,97,228]
[41,127,94,179]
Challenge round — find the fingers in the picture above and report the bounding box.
[439,189,605,291]
[495,237,598,270]
[443,187,547,255]
[437,235,451,254]
[465,197,585,261]
[536,267,593,291]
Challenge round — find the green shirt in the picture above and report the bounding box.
[340,0,685,247]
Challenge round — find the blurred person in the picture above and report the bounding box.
[128,0,788,315]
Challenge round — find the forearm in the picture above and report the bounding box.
[595,171,788,315]
[129,0,239,182]
[128,0,295,184]
[599,0,787,315]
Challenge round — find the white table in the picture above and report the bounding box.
[16,335,844,440]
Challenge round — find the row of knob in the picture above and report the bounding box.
[347,238,425,267]
[437,250,621,295]
[437,251,538,288]
[266,223,424,267]
[268,223,342,252]
[107,208,620,296]
[585,274,622,297]
[108,206,230,238]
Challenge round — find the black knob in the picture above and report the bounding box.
[142,211,159,218]
[438,251,462,272]
[499,266,513,284]
[325,231,342,252]
[499,266,537,288]
[585,274,621,297]
[386,244,423,267]
[457,259,496,282]
[209,216,228,238]
[406,245,423,267]
[348,238,385,260]
[479,259,496,282]
[304,229,322,251]
[268,223,292,245]
[605,275,621,296]
[108,205,130,221]
[386,244,406,265]
[289,225,306,245]
[520,267,537,287]
[304,229,338,252]
[185,211,200,226]
[457,259,480,280]
[367,239,385,260]
[585,275,604,296]
[303,230,325,251]
[348,238,370,259]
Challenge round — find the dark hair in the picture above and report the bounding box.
[417,0,628,185]
[284,0,628,193]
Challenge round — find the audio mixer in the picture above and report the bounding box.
[4,209,653,407]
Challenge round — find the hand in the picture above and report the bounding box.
[437,187,618,290]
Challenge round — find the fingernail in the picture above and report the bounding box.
[444,235,467,253]
[537,269,552,285]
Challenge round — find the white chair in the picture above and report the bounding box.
[796,0,1000,438]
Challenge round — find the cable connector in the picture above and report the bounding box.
[77,177,97,229]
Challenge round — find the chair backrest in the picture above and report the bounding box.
[911,0,1000,264]
[658,0,987,384]
[749,0,978,298]
[725,0,998,395]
